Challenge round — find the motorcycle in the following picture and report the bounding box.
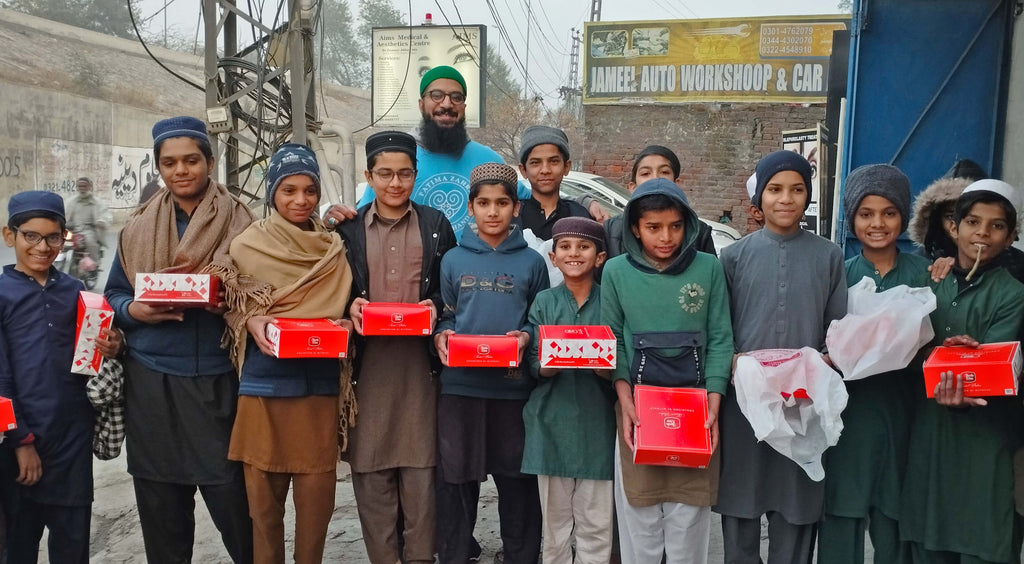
[55,230,101,290]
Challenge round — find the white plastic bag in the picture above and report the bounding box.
[522,228,563,287]
[826,277,936,381]
[734,348,849,481]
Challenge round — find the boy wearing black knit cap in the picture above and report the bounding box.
[818,164,931,564]
[521,217,615,564]
[715,150,847,563]
[336,130,457,564]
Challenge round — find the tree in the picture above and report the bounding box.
[356,0,404,49]
[475,95,542,163]
[319,0,364,87]
[483,44,521,102]
[2,0,142,39]
[319,0,405,88]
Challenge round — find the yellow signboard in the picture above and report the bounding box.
[584,16,849,104]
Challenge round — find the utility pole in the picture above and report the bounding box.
[590,0,601,22]
[558,28,582,119]
[524,0,531,98]
[201,0,318,205]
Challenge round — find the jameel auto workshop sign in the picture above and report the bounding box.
[583,16,849,104]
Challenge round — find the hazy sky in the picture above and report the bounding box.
[139,0,847,103]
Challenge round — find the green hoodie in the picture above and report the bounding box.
[600,179,734,395]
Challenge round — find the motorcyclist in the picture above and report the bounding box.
[65,177,111,263]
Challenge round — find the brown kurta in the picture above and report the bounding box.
[229,395,339,473]
[346,205,437,473]
[616,402,720,507]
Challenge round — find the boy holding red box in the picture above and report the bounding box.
[899,180,1024,563]
[601,178,734,563]
[432,163,550,564]
[521,217,615,563]
[0,191,122,563]
[336,130,457,563]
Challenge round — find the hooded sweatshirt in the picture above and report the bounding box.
[600,179,734,396]
[435,224,550,399]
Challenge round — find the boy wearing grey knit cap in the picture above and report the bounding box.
[817,163,933,564]
[517,125,590,240]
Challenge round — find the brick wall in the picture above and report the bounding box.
[581,102,826,234]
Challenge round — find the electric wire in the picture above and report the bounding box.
[127,0,205,91]
[350,0,414,133]
[433,0,522,103]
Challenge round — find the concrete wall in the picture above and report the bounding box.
[581,102,826,233]
[1003,15,1024,189]
[0,81,166,224]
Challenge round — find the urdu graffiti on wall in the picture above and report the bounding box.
[112,151,158,204]
[37,138,157,208]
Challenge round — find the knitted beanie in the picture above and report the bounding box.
[843,164,912,232]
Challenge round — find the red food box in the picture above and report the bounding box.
[71,292,114,376]
[0,397,16,432]
[266,318,349,359]
[362,302,432,336]
[633,385,712,468]
[134,273,220,308]
[923,341,1022,397]
[448,335,519,368]
[538,325,617,369]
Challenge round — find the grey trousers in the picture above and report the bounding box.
[721,512,816,564]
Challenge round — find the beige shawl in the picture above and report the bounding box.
[216,210,357,450]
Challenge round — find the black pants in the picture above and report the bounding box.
[436,475,541,564]
[133,476,253,564]
[4,495,90,564]
[721,513,817,564]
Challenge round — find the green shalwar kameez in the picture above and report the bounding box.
[520,283,616,481]
[818,252,931,564]
[899,265,1024,563]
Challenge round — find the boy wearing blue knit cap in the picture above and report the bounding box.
[715,151,848,563]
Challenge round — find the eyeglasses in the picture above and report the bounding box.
[371,169,417,182]
[15,228,65,248]
[423,89,467,105]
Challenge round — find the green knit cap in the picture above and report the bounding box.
[419,65,467,96]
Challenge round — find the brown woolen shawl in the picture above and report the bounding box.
[216,210,357,451]
[118,179,255,280]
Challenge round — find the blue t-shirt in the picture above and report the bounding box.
[358,141,531,240]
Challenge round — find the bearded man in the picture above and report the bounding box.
[328,65,607,237]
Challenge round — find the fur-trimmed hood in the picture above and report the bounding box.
[908,177,972,257]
